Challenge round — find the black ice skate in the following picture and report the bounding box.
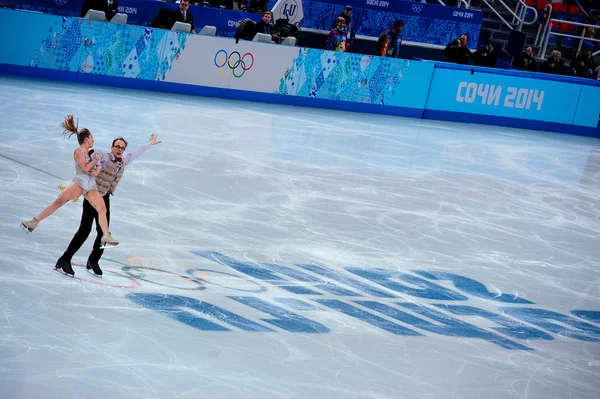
[55,258,75,277]
[87,260,103,277]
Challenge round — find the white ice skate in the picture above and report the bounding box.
[21,218,39,233]
[100,232,119,249]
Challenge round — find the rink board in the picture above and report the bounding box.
[0,9,599,136]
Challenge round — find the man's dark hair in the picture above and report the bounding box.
[112,137,128,148]
[393,20,404,29]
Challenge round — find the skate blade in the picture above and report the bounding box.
[99,243,119,249]
[54,267,75,278]
[20,224,33,234]
[86,268,103,278]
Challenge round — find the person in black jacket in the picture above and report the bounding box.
[471,40,498,68]
[570,47,598,79]
[541,50,565,75]
[514,46,537,72]
[332,6,352,28]
[81,0,119,21]
[170,0,195,33]
[443,34,471,64]
[254,11,273,36]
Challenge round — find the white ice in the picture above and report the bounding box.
[0,75,599,399]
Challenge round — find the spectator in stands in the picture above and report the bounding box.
[443,34,471,64]
[377,20,404,58]
[332,6,353,28]
[81,0,119,21]
[255,11,273,36]
[332,6,355,50]
[471,40,498,68]
[514,47,538,72]
[171,0,195,33]
[541,50,565,74]
[326,17,347,52]
[570,47,599,78]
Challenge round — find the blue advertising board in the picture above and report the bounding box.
[424,67,587,126]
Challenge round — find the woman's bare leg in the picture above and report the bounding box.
[35,184,83,222]
[84,190,108,234]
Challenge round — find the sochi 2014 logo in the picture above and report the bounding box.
[214,50,254,78]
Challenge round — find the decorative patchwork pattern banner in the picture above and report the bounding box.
[22,15,186,80]
[276,48,433,109]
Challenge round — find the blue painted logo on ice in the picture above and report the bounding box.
[126,251,600,350]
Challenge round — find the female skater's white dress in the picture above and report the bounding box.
[72,148,97,195]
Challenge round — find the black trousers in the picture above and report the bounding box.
[60,194,110,264]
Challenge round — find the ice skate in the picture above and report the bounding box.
[100,232,119,249]
[87,260,103,277]
[21,217,39,233]
[55,258,75,277]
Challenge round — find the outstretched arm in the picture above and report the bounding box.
[123,134,161,166]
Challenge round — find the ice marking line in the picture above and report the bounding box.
[52,263,141,288]
[0,158,20,186]
[122,266,206,291]
[0,152,67,181]
[128,256,210,281]
[185,268,268,293]
[106,257,206,290]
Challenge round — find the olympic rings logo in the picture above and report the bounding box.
[214,50,254,78]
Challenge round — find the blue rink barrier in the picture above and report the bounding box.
[423,63,600,133]
[0,9,598,137]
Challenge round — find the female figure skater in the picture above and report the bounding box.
[21,115,119,252]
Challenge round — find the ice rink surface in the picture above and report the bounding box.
[0,75,599,398]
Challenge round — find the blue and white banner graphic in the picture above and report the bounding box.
[425,67,600,127]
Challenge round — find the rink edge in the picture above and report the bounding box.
[423,110,600,138]
[0,64,424,120]
[1,63,599,138]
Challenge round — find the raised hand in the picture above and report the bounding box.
[150,134,161,145]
